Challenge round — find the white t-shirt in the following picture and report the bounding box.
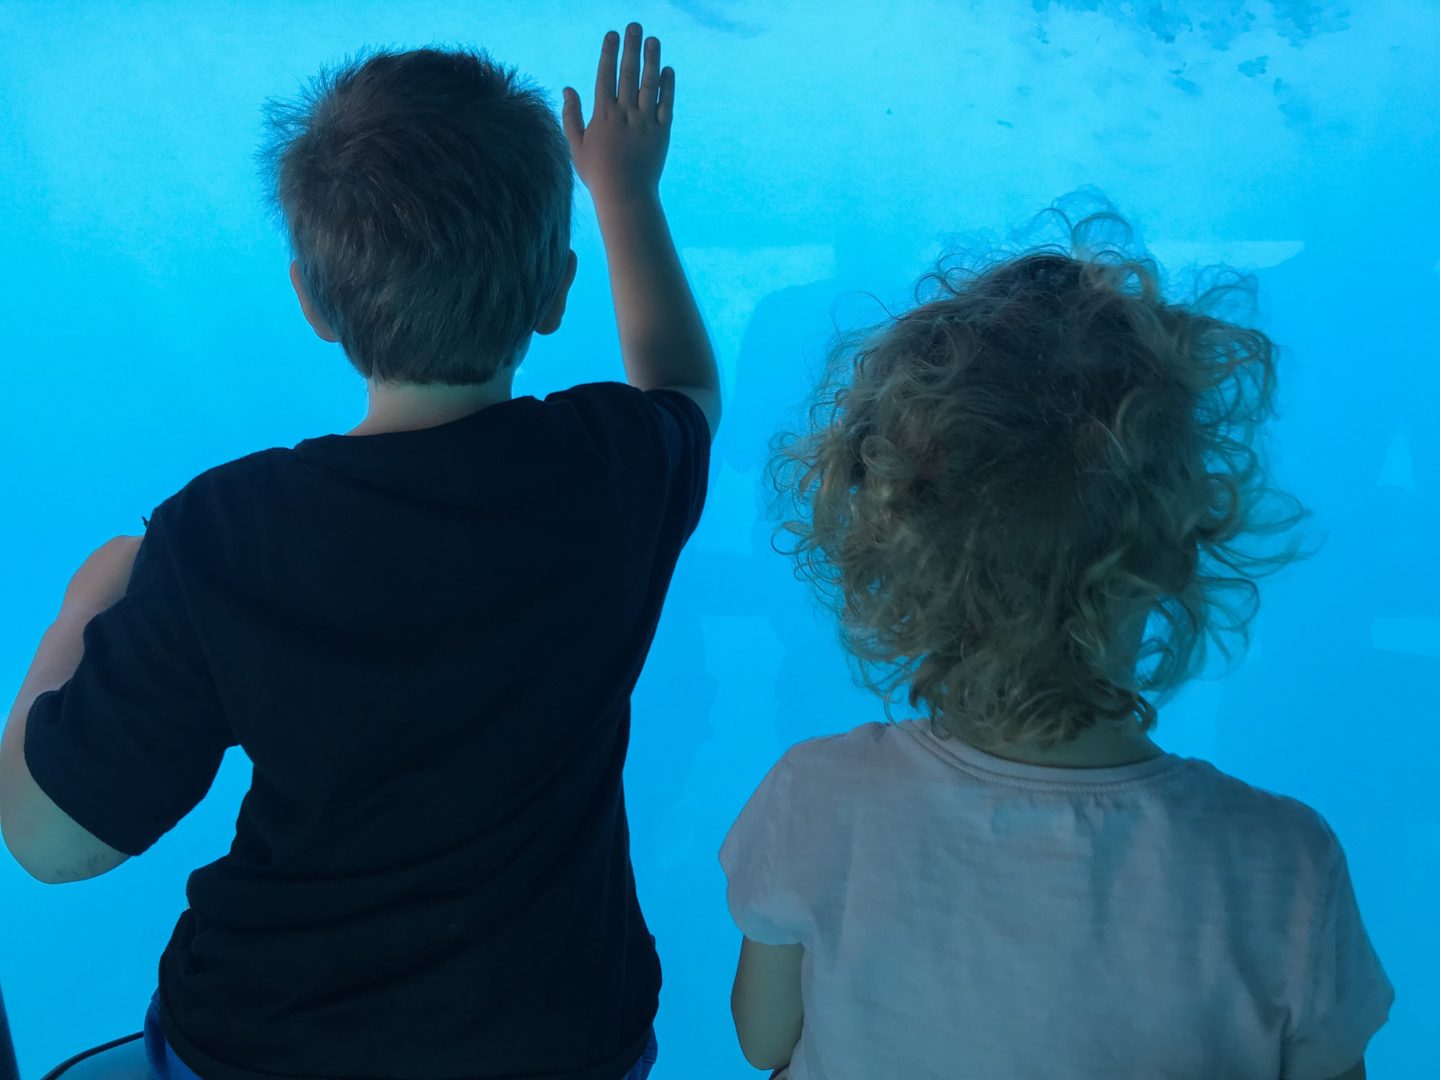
[718,719,1393,1080]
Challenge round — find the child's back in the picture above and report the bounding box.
[724,719,1387,1078]
[719,221,1393,1079]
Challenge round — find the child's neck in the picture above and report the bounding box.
[347,374,516,436]
[976,721,1163,769]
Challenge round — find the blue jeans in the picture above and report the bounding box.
[143,990,660,1079]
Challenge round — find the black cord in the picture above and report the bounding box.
[0,983,21,1080]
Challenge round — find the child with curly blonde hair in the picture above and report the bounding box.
[718,207,1394,1079]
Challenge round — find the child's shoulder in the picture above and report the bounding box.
[777,725,1343,862]
[769,720,915,782]
[1178,757,1343,861]
[777,719,892,757]
[150,447,297,524]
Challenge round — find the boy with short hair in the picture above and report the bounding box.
[1,22,725,1080]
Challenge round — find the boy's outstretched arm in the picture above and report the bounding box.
[563,23,721,439]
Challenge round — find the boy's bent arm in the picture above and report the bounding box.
[1,539,142,883]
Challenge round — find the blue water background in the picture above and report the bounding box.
[2,1,1435,1075]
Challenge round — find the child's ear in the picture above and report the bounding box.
[535,250,579,337]
[289,260,340,343]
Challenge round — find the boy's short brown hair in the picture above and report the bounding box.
[257,46,573,386]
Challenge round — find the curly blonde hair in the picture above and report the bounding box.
[767,200,1313,751]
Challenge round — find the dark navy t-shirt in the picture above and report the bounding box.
[24,382,711,1080]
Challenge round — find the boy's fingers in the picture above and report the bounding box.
[595,29,619,103]
[656,67,675,127]
[561,88,583,146]
[618,22,641,106]
[640,36,661,109]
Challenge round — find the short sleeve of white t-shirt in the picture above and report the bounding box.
[718,753,808,946]
[1282,828,1396,1078]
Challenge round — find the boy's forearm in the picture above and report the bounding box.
[593,193,717,392]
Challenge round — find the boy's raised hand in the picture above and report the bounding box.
[563,23,675,204]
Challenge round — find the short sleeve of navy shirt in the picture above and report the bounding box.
[23,382,712,1080]
[25,518,234,857]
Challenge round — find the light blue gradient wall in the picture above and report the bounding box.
[2,1,1435,1076]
